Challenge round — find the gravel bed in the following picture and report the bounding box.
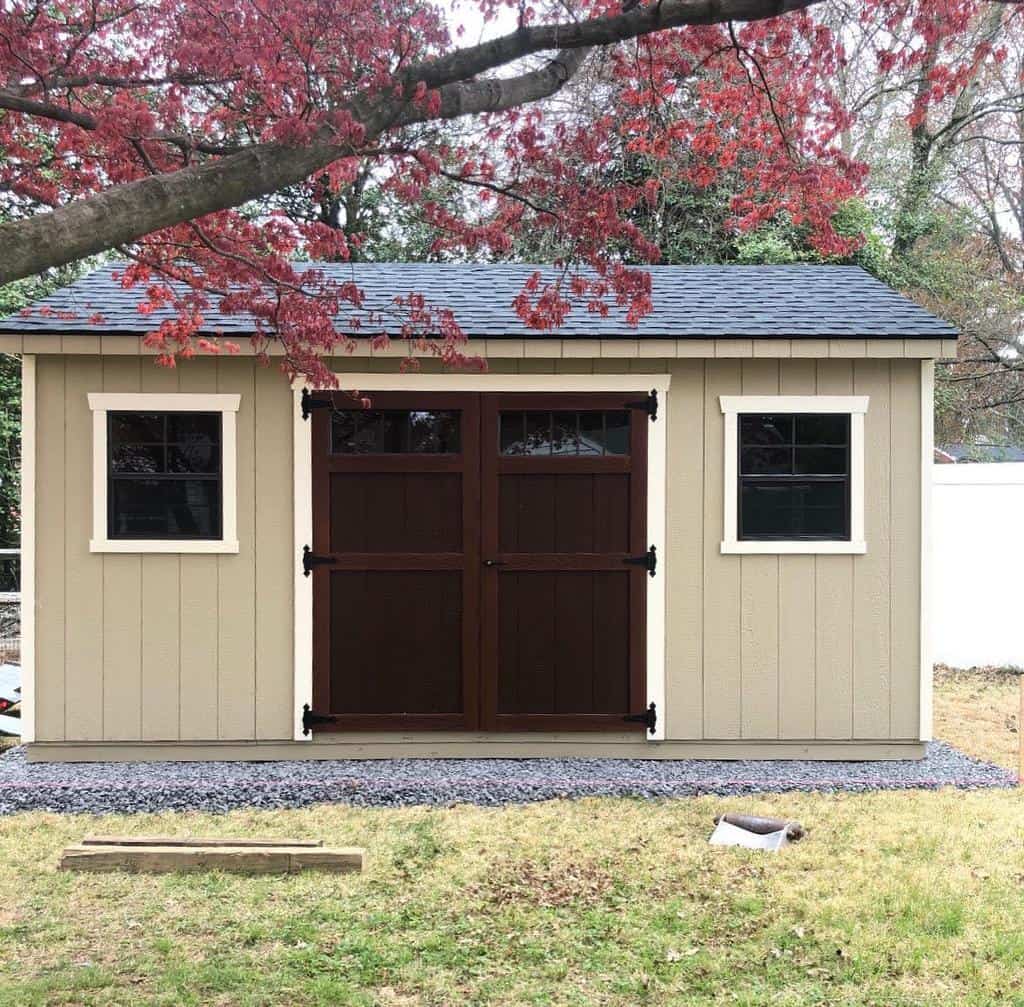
[0,741,1015,816]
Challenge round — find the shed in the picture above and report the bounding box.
[3,263,957,762]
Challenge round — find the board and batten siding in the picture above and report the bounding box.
[30,353,923,753]
[33,355,294,744]
[663,357,921,743]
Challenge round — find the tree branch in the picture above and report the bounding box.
[0,0,828,282]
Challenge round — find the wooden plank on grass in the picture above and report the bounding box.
[60,844,364,874]
[82,835,322,848]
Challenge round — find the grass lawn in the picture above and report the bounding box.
[0,673,1022,1007]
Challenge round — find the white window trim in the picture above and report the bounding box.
[719,394,869,556]
[292,372,671,743]
[87,392,241,554]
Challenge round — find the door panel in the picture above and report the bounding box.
[498,473,631,553]
[481,393,648,732]
[496,570,632,717]
[329,570,463,715]
[329,472,462,553]
[311,392,480,730]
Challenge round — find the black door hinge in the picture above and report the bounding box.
[624,544,657,577]
[302,704,337,736]
[302,545,333,577]
[624,702,657,735]
[626,389,658,421]
[301,388,334,421]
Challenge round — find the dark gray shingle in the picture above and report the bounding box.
[0,262,957,339]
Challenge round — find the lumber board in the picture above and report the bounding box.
[60,844,364,874]
[82,835,322,848]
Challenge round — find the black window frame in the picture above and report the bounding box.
[737,412,851,542]
[107,410,224,541]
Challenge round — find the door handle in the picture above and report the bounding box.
[483,559,507,567]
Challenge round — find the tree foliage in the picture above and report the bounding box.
[3,0,1016,386]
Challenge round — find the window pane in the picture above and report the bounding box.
[499,410,631,456]
[794,446,847,475]
[168,443,220,473]
[499,413,525,455]
[795,414,848,445]
[550,413,579,455]
[740,414,793,446]
[110,412,163,444]
[740,446,792,475]
[166,413,220,443]
[332,410,460,454]
[523,412,551,455]
[578,412,606,455]
[740,480,847,539]
[111,444,164,474]
[604,411,630,456]
[408,411,460,453]
[111,478,220,539]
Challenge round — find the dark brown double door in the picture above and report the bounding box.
[310,392,648,732]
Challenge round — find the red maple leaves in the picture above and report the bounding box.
[0,0,999,384]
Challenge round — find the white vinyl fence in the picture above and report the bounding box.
[933,463,1024,668]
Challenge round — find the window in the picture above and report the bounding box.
[331,409,460,454]
[719,396,868,555]
[88,393,240,553]
[739,413,850,541]
[499,410,630,456]
[108,412,222,539]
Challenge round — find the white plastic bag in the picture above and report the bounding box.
[708,818,790,852]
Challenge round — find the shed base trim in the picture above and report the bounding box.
[26,739,927,763]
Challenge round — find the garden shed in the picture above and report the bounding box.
[2,263,957,762]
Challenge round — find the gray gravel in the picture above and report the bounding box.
[0,741,1014,816]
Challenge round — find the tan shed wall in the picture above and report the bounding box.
[34,355,296,744]
[30,353,924,753]
[662,357,922,744]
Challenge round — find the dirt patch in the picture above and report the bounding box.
[934,665,1020,772]
[472,859,616,909]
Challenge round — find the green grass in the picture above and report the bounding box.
[0,674,1023,1006]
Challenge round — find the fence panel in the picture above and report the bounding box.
[933,463,1024,668]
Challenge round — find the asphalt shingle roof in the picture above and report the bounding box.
[0,262,957,339]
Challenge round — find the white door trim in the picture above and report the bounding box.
[20,354,36,744]
[293,388,314,741]
[291,372,672,742]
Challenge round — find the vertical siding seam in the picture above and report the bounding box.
[252,366,259,740]
[62,358,68,740]
[813,358,820,738]
[252,370,257,740]
[775,554,780,739]
[215,357,221,739]
[846,361,854,739]
[216,553,221,737]
[138,555,143,737]
[699,361,706,740]
[812,360,818,740]
[888,360,895,737]
[851,361,859,739]
[176,554,182,741]
[700,361,707,737]
[177,555,183,739]
[773,361,780,740]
